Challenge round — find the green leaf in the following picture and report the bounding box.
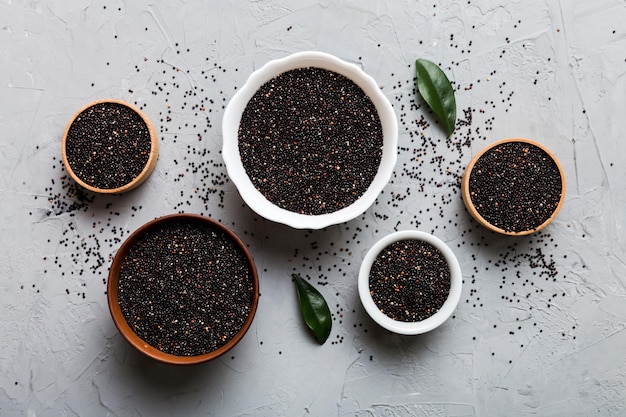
[415,58,457,137]
[292,273,332,344]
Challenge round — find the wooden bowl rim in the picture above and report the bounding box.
[461,137,566,236]
[107,213,260,365]
[61,99,159,194]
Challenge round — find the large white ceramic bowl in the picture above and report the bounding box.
[222,51,398,229]
[358,230,462,335]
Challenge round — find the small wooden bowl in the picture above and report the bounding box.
[107,214,259,365]
[461,138,566,236]
[61,99,159,194]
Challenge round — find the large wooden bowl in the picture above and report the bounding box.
[107,214,259,365]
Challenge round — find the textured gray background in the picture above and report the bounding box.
[1,0,625,415]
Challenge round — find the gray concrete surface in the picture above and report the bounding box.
[1,0,625,415]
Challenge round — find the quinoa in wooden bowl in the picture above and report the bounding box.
[107,214,259,365]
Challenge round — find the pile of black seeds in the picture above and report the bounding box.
[24,19,580,369]
[468,141,562,233]
[39,167,134,284]
[124,26,577,364]
[117,219,255,356]
[369,239,451,322]
[65,102,152,190]
[238,66,383,215]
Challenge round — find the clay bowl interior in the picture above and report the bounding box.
[107,213,259,365]
[358,230,462,335]
[222,51,398,230]
[461,138,566,236]
[62,98,159,194]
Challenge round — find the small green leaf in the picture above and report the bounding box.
[292,273,332,344]
[415,58,457,137]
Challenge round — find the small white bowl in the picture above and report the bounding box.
[222,51,398,229]
[358,230,462,335]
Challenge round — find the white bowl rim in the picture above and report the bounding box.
[358,230,463,335]
[222,51,398,229]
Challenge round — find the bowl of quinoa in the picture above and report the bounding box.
[461,138,566,236]
[107,214,259,365]
[358,230,462,335]
[222,51,398,229]
[62,99,159,194]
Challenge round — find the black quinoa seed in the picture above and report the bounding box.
[468,141,562,233]
[369,239,451,322]
[65,102,152,189]
[117,219,254,356]
[238,67,383,215]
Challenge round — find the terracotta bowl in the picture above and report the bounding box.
[107,214,259,365]
[222,51,398,229]
[461,138,566,236]
[62,99,159,194]
[358,230,462,335]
